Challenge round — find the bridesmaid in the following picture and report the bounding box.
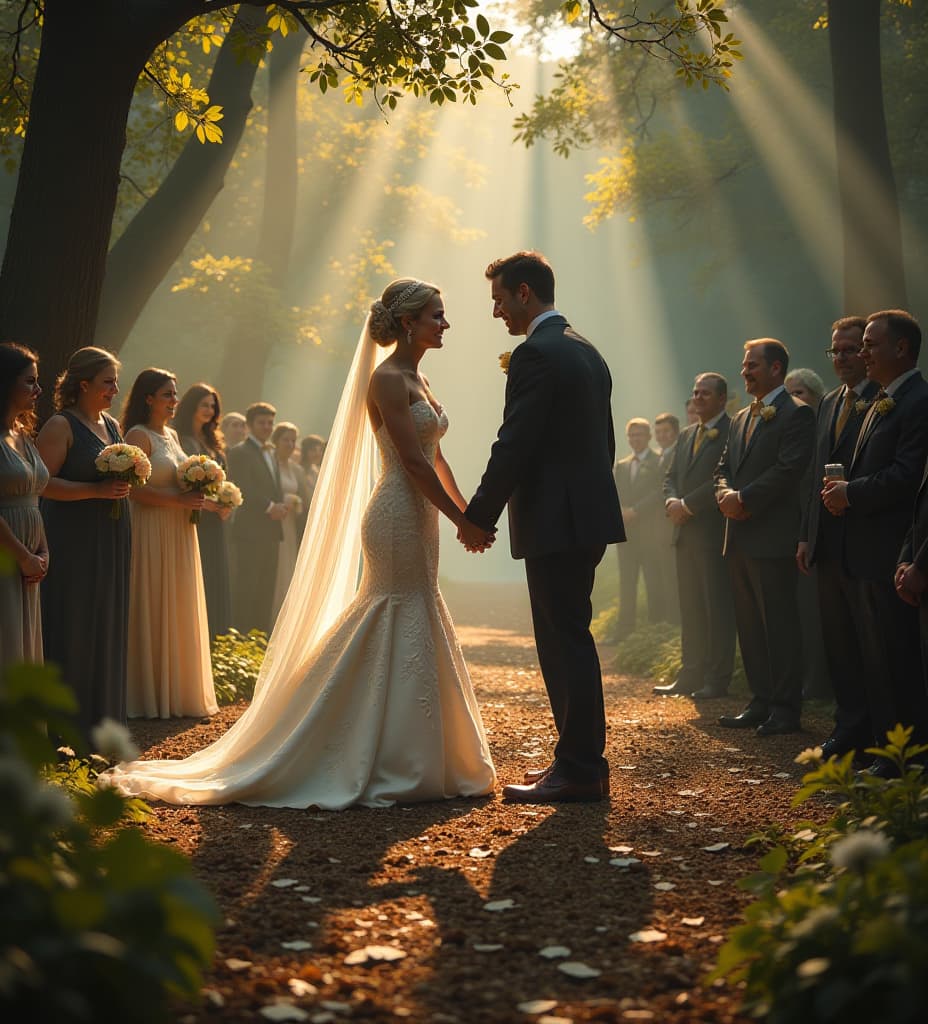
[174,383,233,640]
[270,422,310,620]
[121,369,217,719]
[0,343,49,669]
[36,347,129,738]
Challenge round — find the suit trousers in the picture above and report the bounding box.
[524,546,607,783]
[854,577,928,744]
[616,533,664,637]
[727,549,803,717]
[675,534,735,691]
[231,533,280,636]
[815,548,869,742]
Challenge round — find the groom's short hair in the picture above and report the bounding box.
[486,251,555,304]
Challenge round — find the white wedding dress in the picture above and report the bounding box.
[109,392,496,809]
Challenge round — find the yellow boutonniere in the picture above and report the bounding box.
[854,399,870,414]
[875,396,895,416]
[759,405,776,422]
[499,351,512,375]
[706,427,719,441]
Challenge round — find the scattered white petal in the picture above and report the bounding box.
[616,764,637,770]
[225,958,252,971]
[654,882,676,891]
[344,945,406,965]
[744,779,763,785]
[793,828,817,842]
[281,940,313,951]
[468,846,493,858]
[259,1006,309,1022]
[558,961,601,979]
[293,885,310,892]
[271,879,300,889]
[682,917,705,927]
[727,767,743,773]
[676,789,703,797]
[639,850,661,857]
[238,823,254,829]
[288,979,318,997]
[707,880,723,886]
[703,843,730,853]
[608,845,634,854]
[539,946,571,959]
[203,989,225,1007]
[629,929,667,943]
[516,1001,557,1015]
[609,857,640,868]
[483,899,516,912]
[583,856,600,864]
[300,896,322,903]
[774,771,792,779]
[473,943,504,952]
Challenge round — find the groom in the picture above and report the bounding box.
[461,251,625,802]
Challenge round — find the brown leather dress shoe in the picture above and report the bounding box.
[503,773,605,804]
[523,764,611,796]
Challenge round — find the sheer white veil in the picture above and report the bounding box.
[251,314,387,712]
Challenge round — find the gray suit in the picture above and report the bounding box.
[715,391,815,718]
[663,415,735,691]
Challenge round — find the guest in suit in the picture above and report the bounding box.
[785,367,831,701]
[823,310,928,766]
[613,419,665,639]
[464,250,624,803]
[797,318,879,754]
[227,402,288,635]
[654,412,681,626]
[715,339,815,736]
[656,373,735,699]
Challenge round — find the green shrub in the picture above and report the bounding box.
[0,662,218,1024]
[712,726,928,1023]
[210,627,267,704]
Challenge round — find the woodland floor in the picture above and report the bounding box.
[129,581,834,1024]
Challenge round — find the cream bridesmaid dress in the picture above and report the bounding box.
[126,425,217,718]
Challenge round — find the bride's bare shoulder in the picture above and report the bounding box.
[368,363,407,401]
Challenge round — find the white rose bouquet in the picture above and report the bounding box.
[214,480,243,510]
[176,454,225,523]
[95,443,152,519]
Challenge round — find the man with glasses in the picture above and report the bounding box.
[797,317,878,759]
[822,309,928,773]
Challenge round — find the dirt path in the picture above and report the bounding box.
[132,583,832,1024]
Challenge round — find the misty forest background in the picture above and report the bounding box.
[1,0,926,583]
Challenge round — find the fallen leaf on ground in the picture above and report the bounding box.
[681,917,705,927]
[558,961,601,979]
[271,879,300,888]
[516,1000,557,1014]
[344,945,407,965]
[654,882,676,891]
[224,958,252,971]
[703,843,730,853]
[484,899,516,912]
[539,945,571,959]
[629,929,667,943]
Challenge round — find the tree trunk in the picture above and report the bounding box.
[95,4,267,354]
[0,0,203,412]
[217,28,304,410]
[828,0,907,311]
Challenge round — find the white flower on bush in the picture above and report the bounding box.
[31,781,75,829]
[794,746,823,766]
[91,718,140,764]
[796,957,831,978]
[830,829,891,873]
[789,905,840,940]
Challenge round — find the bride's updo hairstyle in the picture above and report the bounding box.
[368,278,440,347]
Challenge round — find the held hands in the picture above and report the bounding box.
[717,488,750,520]
[178,491,207,511]
[895,561,926,607]
[267,502,289,521]
[19,548,48,584]
[98,479,131,499]
[204,498,232,521]
[664,498,691,526]
[457,515,495,553]
[822,478,849,516]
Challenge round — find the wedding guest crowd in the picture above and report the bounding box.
[619,310,928,774]
[0,342,324,745]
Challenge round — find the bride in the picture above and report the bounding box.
[108,279,497,809]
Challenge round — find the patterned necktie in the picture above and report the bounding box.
[692,424,706,455]
[833,389,856,441]
[745,400,763,445]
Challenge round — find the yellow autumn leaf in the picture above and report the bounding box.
[174,110,189,132]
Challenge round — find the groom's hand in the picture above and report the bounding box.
[457,517,495,553]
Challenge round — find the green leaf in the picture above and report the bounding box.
[476,13,490,37]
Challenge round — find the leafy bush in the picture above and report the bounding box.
[711,726,928,1023]
[0,662,218,1024]
[210,627,267,704]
